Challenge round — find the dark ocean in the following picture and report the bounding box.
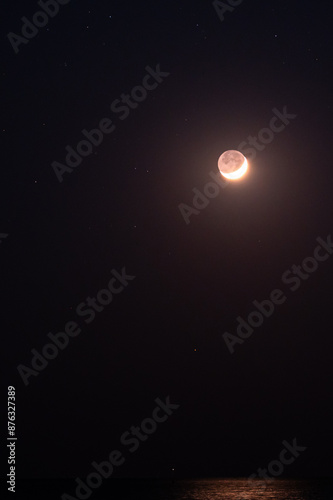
[17,478,333,500]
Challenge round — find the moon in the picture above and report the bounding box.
[218,150,248,180]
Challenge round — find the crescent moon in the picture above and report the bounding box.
[218,150,248,180]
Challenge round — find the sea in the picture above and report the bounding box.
[17,478,333,500]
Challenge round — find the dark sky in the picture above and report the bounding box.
[2,0,333,489]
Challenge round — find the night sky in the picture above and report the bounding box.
[2,0,333,493]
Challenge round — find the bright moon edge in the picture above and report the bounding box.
[220,158,248,180]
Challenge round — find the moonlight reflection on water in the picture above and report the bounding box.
[167,478,330,500]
